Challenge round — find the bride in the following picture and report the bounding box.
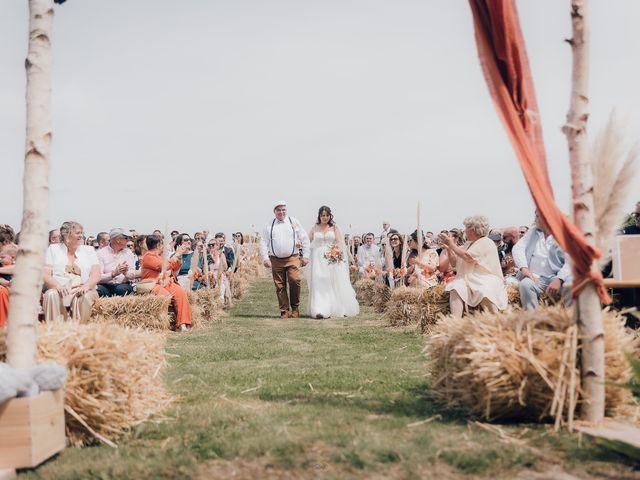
[307,206,360,319]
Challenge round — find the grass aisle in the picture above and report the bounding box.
[23,280,638,479]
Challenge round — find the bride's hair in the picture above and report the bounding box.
[316,206,334,226]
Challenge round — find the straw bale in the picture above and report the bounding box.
[426,306,637,424]
[354,278,376,306]
[187,288,224,324]
[0,321,173,447]
[417,285,450,332]
[91,294,171,330]
[386,287,424,326]
[372,283,391,313]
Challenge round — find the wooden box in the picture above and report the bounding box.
[0,389,65,469]
[612,235,640,281]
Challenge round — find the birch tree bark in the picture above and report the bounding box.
[6,0,54,369]
[562,0,604,423]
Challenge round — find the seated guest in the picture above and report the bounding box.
[499,227,521,284]
[406,231,440,289]
[49,229,61,245]
[440,215,507,318]
[383,233,404,285]
[172,233,204,291]
[133,234,148,273]
[232,232,248,269]
[513,211,571,311]
[356,232,383,279]
[43,221,100,323]
[96,228,136,297]
[140,234,192,331]
[438,229,464,284]
[0,243,17,328]
[96,231,110,249]
[0,225,16,247]
[215,233,235,272]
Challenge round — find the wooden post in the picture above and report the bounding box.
[6,0,54,369]
[562,0,604,423]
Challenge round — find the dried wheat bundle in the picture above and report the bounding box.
[0,321,173,447]
[232,275,249,299]
[372,283,391,313]
[417,285,451,333]
[91,294,171,330]
[354,278,376,306]
[426,306,636,427]
[591,112,639,265]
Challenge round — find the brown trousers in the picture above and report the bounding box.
[270,255,302,314]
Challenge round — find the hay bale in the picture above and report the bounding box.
[386,287,424,326]
[354,278,376,306]
[0,321,173,447]
[426,306,637,424]
[91,294,171,330]
[372,283,391,313]
[232,276,248,300]
[417,285,450,333]
[187,288,224,325]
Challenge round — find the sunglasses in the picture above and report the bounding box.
[390,237,400,241]
[207,244,216,248]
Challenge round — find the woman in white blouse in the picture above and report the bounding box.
[42,221,100,322]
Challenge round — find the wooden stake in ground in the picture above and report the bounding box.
[562,0,604,423]
[6,0,54,369]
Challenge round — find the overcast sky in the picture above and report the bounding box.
[1,0,639,237]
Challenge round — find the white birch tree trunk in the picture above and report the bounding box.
[562,0,605,423]
[6,0,54,369]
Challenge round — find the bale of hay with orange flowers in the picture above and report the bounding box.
[354,278,376,306]
[425,306,636,425]
[91,294,171,330]
[0,321,173,447]
[372,283,391,313]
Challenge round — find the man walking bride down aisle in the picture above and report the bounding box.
[259,201,358,319]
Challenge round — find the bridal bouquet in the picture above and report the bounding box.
[324,243,344,264]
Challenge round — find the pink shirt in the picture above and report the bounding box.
[97,245,136,284]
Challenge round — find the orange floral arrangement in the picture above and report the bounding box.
[323,243,344,264]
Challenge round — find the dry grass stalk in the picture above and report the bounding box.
[354,278,376,306]
[591,112,639,265]
[91,294,171,330]
[372,283,391,313]
[0,321,173,447]
[426,306,636,426]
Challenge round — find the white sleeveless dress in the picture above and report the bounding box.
[308,229,360,318]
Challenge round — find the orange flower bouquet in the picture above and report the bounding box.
[324,243,344,264]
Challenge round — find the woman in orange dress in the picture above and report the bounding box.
[139,234,192,331]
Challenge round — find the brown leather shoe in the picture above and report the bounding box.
[281,312,289,320]
[291,308,299,318]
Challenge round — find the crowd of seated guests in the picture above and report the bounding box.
[0,222,256,332]
[345,204,640,322]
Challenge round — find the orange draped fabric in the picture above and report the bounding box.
[468,0,610,303]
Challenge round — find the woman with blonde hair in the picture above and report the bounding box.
[440,215,507,318]
[42,221,100,322]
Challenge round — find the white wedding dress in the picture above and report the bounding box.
[307,229,360,318]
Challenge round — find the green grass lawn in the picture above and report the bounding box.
[20,279,639,479]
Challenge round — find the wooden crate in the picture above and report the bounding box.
[612,234,640,281]
[0,389,65,469]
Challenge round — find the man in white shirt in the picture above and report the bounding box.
[379,221,391,246]
[96,228,137,297]
[512,211,571,310]
[356,233,383,279]
[259,201,310,319]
